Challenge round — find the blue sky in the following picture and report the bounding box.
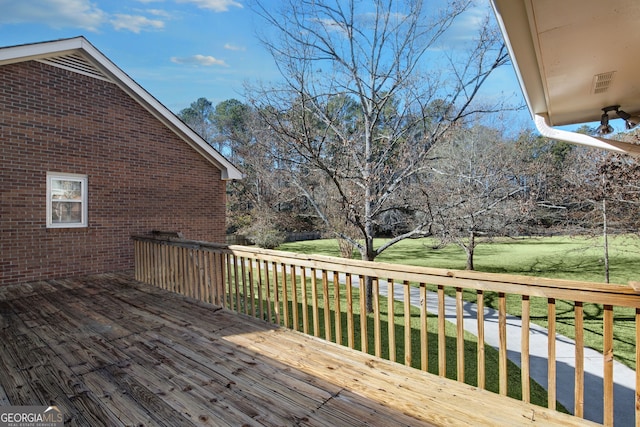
[0,0,529,123]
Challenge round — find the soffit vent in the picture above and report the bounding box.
[37,53,112,83]
[592,71,616,94]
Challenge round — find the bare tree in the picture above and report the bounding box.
[568,148,640,282]
[428,124,531,270]
[523,126,640,283]
[248,0,510,309]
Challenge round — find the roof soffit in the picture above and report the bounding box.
[493,0,640,127]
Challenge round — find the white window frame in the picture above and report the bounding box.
[46,172,88,228]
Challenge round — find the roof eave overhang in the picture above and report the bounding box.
[490,0,640,157]
[0,37,243,179]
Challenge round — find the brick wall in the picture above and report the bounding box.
[0,61,228,286]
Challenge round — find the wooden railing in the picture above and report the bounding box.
[132,235,640,426]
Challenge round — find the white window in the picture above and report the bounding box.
[46,173,88,228]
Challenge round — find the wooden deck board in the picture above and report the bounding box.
[0,273,596,426]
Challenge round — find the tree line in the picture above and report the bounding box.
[179,95,640,277]
[177,0,640,290]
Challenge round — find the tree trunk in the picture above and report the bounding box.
[602,196,610,283]
[364,235,376,313]
[465,230,475,270]
[365,275,374,313]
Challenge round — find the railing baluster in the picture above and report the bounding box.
[198,249,206,302]
[311,268,320,337]
[574,301,584,418]
[256,259,264,320]
[236,257,249,314]
[521,295,530,403]
[187,248,195,298]
[208,251,216,305]
[388,279,395,363]
[291,265,299,331]
[152,242,159,287]
[180,246,187,296]
[334,271,342,346]
[456,287,464,382]
[171,244,178,294]
[322,270,331,342]
[499,292,507,396]
[603,304,614,426]
[159,243,166,289]
[203,250,212,303]
[225,253,233,309]
[346,273,354,349]
[636,308,640,425]
[281,263,289,328]
[196,249,202,299]
[248,258,255,317]
[404,281,411,367]
[264,260,272,322]
[548,298,556,410]
[420,283,428,372]
[209,251,219,307]
[301,267,309,334]
[438,285,446,377]
[373,278,381,358]
[181,248,187,296]
[219,252,226,307]
[273,261,280,325]
[359,275,368,354]
[149,242,155,285]
[477,290,485,389]
[134,240,140,281]
[232,255,240,312]
[387,279,396,362]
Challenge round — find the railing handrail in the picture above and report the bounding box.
[132,234,640,307]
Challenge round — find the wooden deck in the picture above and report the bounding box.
[0,273,595,426]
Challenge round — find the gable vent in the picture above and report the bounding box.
[37,53,112,82]
[592,71,616,94]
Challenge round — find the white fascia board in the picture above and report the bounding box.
[534,114,640,156]
[490,0,535,120]
[0,38,83,64]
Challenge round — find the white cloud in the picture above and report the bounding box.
[224,43,245,51]
[170,54,228,66]
[147,9,172,18]
[176,0,242,12]
[444,5,488,45]
[0,0,106,31]
[111,14,165,33]
[0,0,170,33]
[311,17,346,35]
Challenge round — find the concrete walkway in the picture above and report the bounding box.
[371,280,636,426]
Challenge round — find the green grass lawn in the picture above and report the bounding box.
[280,235,640,284]
[279,236,640,371]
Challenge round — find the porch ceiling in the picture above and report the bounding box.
[491,0,640,127]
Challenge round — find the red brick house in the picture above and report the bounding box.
[0,37,242,286]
